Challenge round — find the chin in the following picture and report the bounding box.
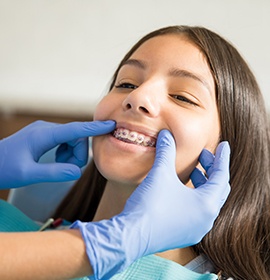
[94,159,149,186]
[93,135,155,187]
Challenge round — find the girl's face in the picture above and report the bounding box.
[93,34,220,188]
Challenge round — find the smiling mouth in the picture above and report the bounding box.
[112,127,156,147]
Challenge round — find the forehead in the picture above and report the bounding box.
[129,34,206,68]
[120,34,215,92]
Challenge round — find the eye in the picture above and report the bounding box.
[170,94,197,106]
[115,83,138,90]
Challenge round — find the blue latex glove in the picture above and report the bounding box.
[71,130,230,280]
[0,120,115,189]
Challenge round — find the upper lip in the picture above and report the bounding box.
[115,121,158,139]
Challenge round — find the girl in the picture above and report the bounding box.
[0,26,231,280]
[55,26,270,280]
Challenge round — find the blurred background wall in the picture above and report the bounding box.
[0,0,269,119]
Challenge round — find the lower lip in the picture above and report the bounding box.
[108,134,156,152]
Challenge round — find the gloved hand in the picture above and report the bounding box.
[71,130,231,280]
[0,120,115,189]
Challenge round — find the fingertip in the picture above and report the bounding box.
[216,141,231,160]
[152,130,176,170]
[156,129,175,148]
[64,166,82,180]
[102,120,116,126]
[91,120,116,128]
[199,148,214,163]
[83,120,116,136]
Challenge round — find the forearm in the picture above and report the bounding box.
[0,229,93,280]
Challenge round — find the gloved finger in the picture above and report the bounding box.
[127,130,177,205]
[55,144,70,162]
[150,129,176,171]
[210,143,231,205]
[190,167,207,188]
[32,120,115,160]
[68,138,89,167]
[52,120,116,144]
[56,139,88,167]
[207,141,230,181]
[59,147,87,167]
[30,163,82,183]
[197,141,231,202]
[198,148,215,172]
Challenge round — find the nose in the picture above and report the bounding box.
[122,85,160,117]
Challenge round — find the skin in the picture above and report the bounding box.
[0,230,92,279]
[92,34,221,265]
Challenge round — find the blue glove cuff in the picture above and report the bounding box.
[70,216,147,280]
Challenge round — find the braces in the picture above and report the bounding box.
[113,128,156,147]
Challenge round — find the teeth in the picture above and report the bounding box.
[143,136,155,147]
[136,134,144,144]
[113,128,156,147]
[120,129,129,139]
[127,131,137,142]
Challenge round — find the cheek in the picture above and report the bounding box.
[174,128,203,181]
[93,99,109,121]
[173,118,219,182]
[93,95,118,121]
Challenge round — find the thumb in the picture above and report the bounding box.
[150,129,176,172]
[30,163,82,183]
[126,130,176,207]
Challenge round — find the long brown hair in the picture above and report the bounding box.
[54,26,270,279]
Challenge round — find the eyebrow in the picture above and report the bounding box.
[121,58,211,93]
[169,68,211,93]
[121,58,147,69]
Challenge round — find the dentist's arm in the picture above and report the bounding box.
[0,229,92,280]
[0,120,115,189]
[72,130,231,279]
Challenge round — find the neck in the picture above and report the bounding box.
[93,181,135,221]
[93,181,197,266]
[156,248,197,266]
